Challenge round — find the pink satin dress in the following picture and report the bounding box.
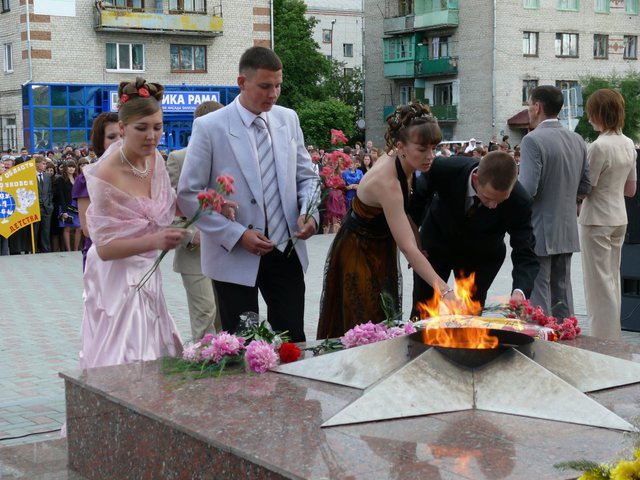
[79,142,182,369]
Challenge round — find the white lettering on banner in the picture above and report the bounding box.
[187,94,218,104]
[163,94,186,105]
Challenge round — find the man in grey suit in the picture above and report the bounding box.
[177,47,319,342]
[167,101,224,341]
[519,85,591,319]
[34,155,54,253]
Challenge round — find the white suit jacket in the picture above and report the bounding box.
[177,97,320,287]
[518,120,591,256]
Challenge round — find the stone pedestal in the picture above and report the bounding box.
[61,336,640,480]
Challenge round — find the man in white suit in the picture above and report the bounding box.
[177,47,319,342]
[519,85,591,319]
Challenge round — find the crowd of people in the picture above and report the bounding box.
[1,46,638,374]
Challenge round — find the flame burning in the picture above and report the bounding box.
[416,272,483,319]
[422,327,499,350]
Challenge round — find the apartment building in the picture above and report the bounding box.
[304,0,364,75]
[0,0,271,152]
[364,0,639,146]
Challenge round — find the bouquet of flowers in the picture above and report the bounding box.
[164,313,302,378]
[556,447,640,479]
[500,297,581,340]
[137,175,235,290]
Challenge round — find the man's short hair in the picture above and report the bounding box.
[477,151,517,192]
[530,85,564,117]
[194,100,223,119]
[239,47,282,75]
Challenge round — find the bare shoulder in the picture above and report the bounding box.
[358,154,401,207]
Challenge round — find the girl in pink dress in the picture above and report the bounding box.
[79,78,186,369]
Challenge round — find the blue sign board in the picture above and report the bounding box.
[110,90,221,113]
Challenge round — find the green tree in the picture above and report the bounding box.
[576,74,640,142]
[297,99,356,149]
[273,0,331,109]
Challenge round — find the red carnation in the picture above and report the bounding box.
[278,342,301,364]
[120,94,130,104]
[138,87,150,97]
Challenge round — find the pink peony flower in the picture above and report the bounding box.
[341,321,389,348]
[245,340,278,373]
[182,343,199,361]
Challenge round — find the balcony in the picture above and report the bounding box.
[94,3,223,36]
[414,56,458,77]
[383,60,416,79]
[430,104,457,122]
[383,14,414,35]
[414,1,459,31]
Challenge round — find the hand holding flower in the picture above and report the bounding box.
[295,214,317,240]
[154,227,188,250]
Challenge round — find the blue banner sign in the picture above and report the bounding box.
[110,90,221,112]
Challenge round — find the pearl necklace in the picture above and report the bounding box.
[119,147,151,179]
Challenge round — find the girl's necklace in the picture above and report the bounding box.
[120,147,150,179]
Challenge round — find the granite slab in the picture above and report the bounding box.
[60,336,640,480]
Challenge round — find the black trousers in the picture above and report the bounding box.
[411,245,505,319]
[213,245,306,342]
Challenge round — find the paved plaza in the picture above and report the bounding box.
[0,232,639,454]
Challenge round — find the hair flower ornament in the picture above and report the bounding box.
[138,87,150,97]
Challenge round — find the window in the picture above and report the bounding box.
[430,36,450,59]
[523,32,538,56]
[399,0,413,15]
[106,43,144,71]
[523,0,539,7]
[556,80,583,119]
[593,34,608,59]
[1,0,9,12]
[624,35,638,59]
[594,0,609,12]
[433,83,453,105]
[170,45,206,72]
[626,0,638,14]
[343,67,354,76]
[169,0,204,11]
[343,44,353,57]
[109,0,143,9]
[555,33,579,57]
[322,30,332,44]
[399,86,414,105]
[522,80,538,103]
[384,37,414,61]
[557,0,579,10]
[3,43,12,72]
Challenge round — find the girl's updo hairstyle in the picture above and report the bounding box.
[384,101,442,151]
[117,77,165,125]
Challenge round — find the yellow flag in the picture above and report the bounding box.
[0,160,41,239]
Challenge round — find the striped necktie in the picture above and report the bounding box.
[254,116,288,252]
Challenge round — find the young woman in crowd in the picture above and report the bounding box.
[317,101,458,339]
[579,88,637,340]
[55,159,82,251]
[79,77,186,369]
[73,112,120,270]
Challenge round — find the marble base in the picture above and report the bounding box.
[61,336,640,480]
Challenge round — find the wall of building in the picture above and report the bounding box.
[0,0,271,151]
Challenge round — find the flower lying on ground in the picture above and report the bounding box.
[164,315,302,378]
[502,297,581,340]
[341,321,416,349]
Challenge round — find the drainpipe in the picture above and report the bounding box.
[22,0,33,86]
[270,0,274,49]
[491,0,496,128]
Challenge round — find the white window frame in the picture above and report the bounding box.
[106,43,145,72]
[523,32,538,56]
[399,85,414,105]
[169,0,205,12]
[343,67,354,76]
[624,35,638,59]
[593,34,608,59]
[322,30,332,44]
[555,33,579,57]
[522,79,538,103]
[523,0,539,8]
[3,43,13,73]
[1,0,9,12]
[343,43,353,57]
[626,0,638,14]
